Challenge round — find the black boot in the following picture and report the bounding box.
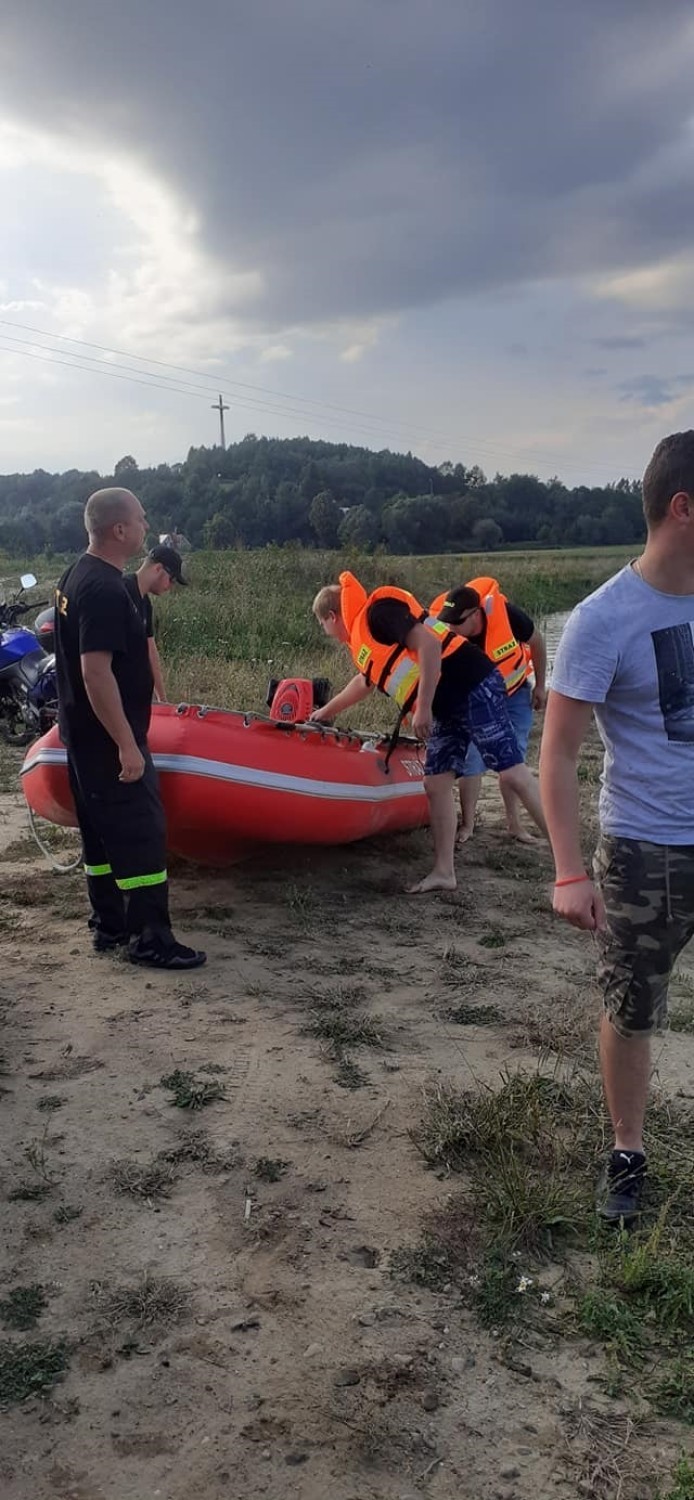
[128,926,207,971]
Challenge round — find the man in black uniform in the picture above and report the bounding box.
[123,543,187,702]
[54,487,205,969]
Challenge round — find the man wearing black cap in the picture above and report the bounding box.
[436,582,547,844]
[123,544,187,702]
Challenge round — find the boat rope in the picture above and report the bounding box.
[28,804,81,873]
[383,705,408,773]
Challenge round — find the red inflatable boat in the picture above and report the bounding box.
[21,702,428,865]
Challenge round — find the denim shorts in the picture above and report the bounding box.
[423,672,523,779]
[460,681,533,778]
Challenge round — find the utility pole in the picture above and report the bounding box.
[212,393,229,449]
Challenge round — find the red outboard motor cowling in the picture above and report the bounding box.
[34,605,56,655]
[267,677,332,725]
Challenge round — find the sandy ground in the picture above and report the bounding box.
[0,734,692,1500]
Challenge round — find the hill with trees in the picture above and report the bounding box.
[0,435,644,557]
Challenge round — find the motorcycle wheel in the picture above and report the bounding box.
[0,718,35,747]
[0,694,37,747]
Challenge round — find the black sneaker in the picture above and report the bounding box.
[128,929,207,971]
[92,930,128,954]
[597,1150,646,1226]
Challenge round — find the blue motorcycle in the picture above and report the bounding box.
[0,573,57,745]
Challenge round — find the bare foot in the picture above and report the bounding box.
[406,871,457,894]
[455,823,474,846]
[506,827,542,845]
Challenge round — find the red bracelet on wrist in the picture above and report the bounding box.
[554,874,590,888]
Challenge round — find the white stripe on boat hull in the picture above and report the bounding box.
[22,747,424,804]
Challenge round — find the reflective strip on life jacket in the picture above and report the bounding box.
[385,655,421,709]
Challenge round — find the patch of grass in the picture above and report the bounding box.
[390,1241,458,1293]
[36,1095,66,1113]
[8,1182,50,1203]
[307,980,368,1011]
[603,1217,694,1332]
[563,1407,659,1500]
[23,1122,57,1185]
[253,1157,289,1183]
[0,870,86,920]
[478,927,507,949]
[442,1002,503,1026]
[0,1338,69,1406]
[162,1129,240,1173]
[159,1069,226,1110]
[391,1196,476,1295]
[110,1156,178,1200]
[306,1010,385,1050]
[670,999,694,1035]
[650,1353,694,1424]
[658,1455,694,1500]
[411,1072,694,1420]
[511,995,598,1059]
[439,942,471,978]
[333,1053,370,1090]
[0,1284,47,1331]
[100,1274,189,1330]
[577,1287,647,1363]
[416,1070,595,1178]
[53,1205,82,1225]
[469,1252,522,1329]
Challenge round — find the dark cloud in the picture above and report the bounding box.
[619,375,675,407]
[4,1,694,329]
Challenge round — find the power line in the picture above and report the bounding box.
[0,335,437,449]
[0,314,451,442]
[0,314,639,478]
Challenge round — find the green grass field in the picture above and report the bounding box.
[154,544,630,722]
[1,542,631,727]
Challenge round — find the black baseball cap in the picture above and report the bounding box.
[148,544,187,585]
[437,585,480,624]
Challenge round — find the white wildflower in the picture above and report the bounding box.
[540,1291,551,1305]
[516,1275,533,1294]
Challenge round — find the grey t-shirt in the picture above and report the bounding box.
[552,564,694,844]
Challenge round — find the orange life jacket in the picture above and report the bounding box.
[340,571,465,714]
[430,577,532,695]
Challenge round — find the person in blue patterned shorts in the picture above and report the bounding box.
[312,586,546,893]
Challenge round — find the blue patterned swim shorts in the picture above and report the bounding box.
[423,672,523,778]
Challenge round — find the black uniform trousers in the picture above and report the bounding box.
[67,748,171,939]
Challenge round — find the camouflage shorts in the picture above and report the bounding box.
[593,835,694,1037]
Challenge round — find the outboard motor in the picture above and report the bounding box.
[267,677,332,725]
[34,604,56,655]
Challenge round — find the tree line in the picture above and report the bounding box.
[0,434,645,558]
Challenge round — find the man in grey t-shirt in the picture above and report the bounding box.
[540,430,694,1224]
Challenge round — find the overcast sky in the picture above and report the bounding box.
[2,0,694,483]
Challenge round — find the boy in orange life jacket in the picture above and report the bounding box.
[434,582,547,844]
[311,574,546,893]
